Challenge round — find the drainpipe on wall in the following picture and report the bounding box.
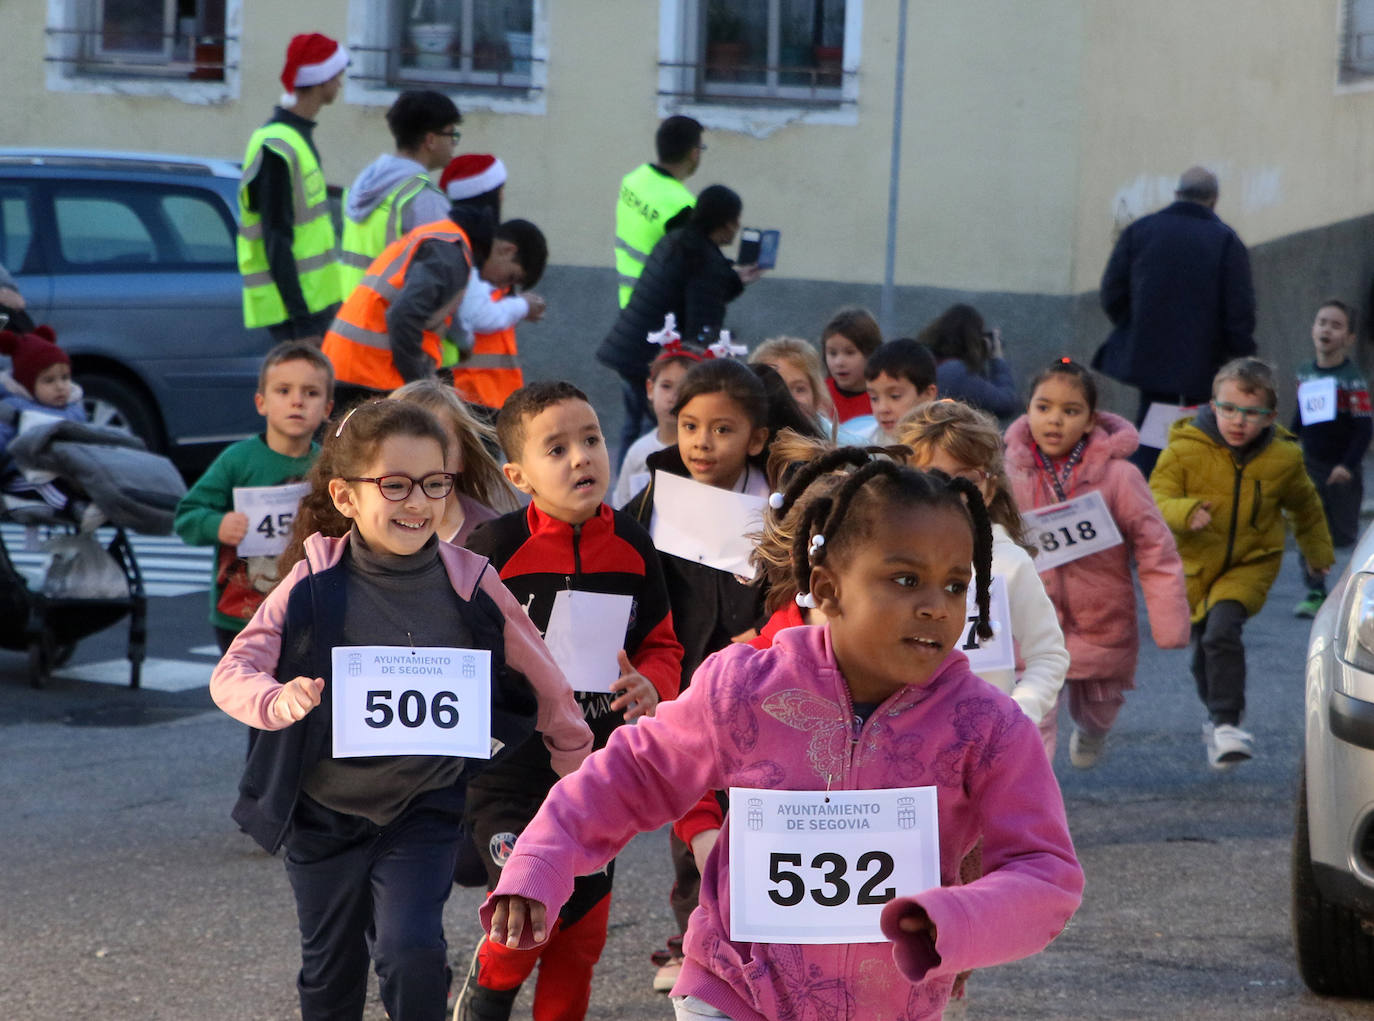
[879,0,909,338]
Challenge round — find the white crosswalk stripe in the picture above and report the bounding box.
[0,523,214,598]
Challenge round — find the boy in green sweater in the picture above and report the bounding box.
[175,341,334,650]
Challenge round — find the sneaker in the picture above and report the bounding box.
[1294,589,1325,618]
[1069,727,1107,769]
[452,939,519,1021]
[1204,722,1254,770]
[652,957,682,994]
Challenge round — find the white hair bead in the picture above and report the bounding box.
[795,591,818,609]
[768,491,785,510]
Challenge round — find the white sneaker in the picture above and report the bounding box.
[1069,727,1107,769]
[1204,722,1253,770]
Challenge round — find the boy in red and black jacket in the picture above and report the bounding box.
[456,381,682,1021]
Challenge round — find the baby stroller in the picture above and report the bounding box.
[0,415,185,688]
[0,514,146,688]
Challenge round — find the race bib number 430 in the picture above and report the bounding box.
[330,646,492,759]
[728,786,939,944]
[1020,490,1123,572]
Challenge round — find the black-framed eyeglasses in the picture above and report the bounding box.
[343,473,455,501]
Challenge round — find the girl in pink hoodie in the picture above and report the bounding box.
[482,450,1084,1021]
[1004,359,1190,768]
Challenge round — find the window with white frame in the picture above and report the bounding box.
[1341,0,1374,83]
[45,0,239,101]
[48,0,229,80]
[662,0,853,106]
[349,0,539,93]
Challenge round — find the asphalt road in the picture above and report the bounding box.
[4,531,1374,1020]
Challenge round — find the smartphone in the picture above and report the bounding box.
[737,228,781,270]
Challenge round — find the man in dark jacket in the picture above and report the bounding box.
[1095,166,1256,472]
[597,184,761,468]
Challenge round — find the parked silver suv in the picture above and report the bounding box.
[0,149,270,473]
[1293,520,1374,997]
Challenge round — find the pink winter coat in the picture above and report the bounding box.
[481,626,1083,1021]
[1004,412,1190,686]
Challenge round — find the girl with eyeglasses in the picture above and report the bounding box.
[1003,359,1190,769]
[210,399,592,1021]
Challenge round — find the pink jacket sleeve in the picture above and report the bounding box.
[475,567,593,776]
[209,557,311,730]
[1111,461,1191,648]
[880,711,1083,980]
[479,656,732,943]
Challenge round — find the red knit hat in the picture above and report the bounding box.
[280,33,349,106]
[0,325,70,396]
[440,154,507,200]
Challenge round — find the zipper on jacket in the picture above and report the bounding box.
[1221,460,1243,574]
[570,522,584,584]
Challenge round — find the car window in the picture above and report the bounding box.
[161,192,235,265]
[0,185,37,275]
[55,193,157,267]
[50,182,236,272]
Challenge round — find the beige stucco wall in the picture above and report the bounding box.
[5,1,1372,300]
[1072,0,1374,292]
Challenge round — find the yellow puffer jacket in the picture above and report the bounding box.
[1150,415,1333,622]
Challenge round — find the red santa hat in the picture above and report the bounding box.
[279,33,349,106]
[440,154,508,200]
[0,325,70,397]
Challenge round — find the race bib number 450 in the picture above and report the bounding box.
[1020,490,1123,572]
[330,646,492,759]
[728,786,939,944]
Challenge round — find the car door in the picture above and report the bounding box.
[41,177,269,451]
[0,178,51,317]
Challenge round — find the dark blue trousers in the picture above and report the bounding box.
[283,786,464,1021]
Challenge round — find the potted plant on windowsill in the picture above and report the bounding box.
[408,0,456,70]
[705,0,746,81]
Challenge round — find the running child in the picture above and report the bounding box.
[454,381,683,1020]
[897,399,1068,741]
[483,452,1084,1021]
[624,356,815,990]
[389,378,518,545]
[821,307,882,422]
[748,335,836,437]
[1004,358,1189,766]
[209,400,591,1021]
[612,347,699,508]
[175,341,334,652]
[1151,357,1333,769]
[865,338,938,444]
[1290,299,1371,617]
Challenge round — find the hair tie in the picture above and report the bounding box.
[1058,356,1072,364]
[795,591,818,609]
[768,491,785,510]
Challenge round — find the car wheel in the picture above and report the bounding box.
[80,374,164,453]
[1293,761,1374,997]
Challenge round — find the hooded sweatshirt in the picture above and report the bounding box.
[344,153,450,236]
[481,626,1083,1021]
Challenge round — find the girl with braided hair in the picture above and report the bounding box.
[481,447,1083,1021]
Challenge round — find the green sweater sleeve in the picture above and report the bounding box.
[174,446,240,547]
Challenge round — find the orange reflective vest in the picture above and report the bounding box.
[452,289,523,410]
[322,220,472,392]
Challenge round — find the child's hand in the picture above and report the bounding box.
[273,676,324,724]
[690,828,720,875]
[218,511,250,545]
[897,905,939,943]
[489,894,547,947]
[523,293,547,322]
[1328,464,1354,486]
[609,650,659,722]
[735,264,766,285]
[1186,501,1212,531]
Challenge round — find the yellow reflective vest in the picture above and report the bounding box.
[338,173,438,297]
[237,123,344,328]
[614,163,693,308]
